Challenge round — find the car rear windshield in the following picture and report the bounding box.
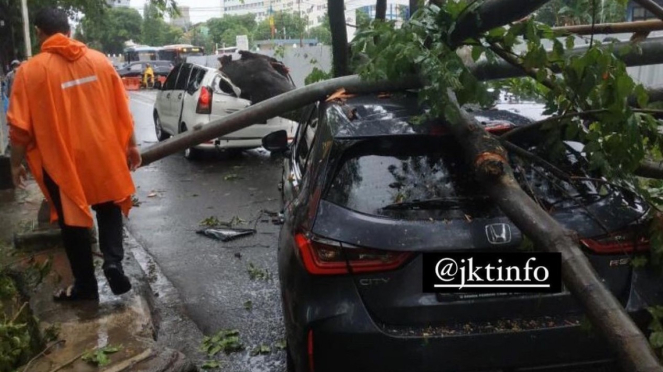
[324,135,608,221]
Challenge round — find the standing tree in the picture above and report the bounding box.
[328,0,349,77]
[77,7,142,54]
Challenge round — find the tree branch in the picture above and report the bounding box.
[633,0,663,22]
[553,20,663,35]
[443,88,663,372]
[500,108,663,141]
[375,0,387,20]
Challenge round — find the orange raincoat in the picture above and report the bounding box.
[7,34,135,228]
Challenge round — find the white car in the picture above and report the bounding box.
[153,62,298,159]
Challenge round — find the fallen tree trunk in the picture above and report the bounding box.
[140,72,663,370]
[449,0,550,45]
[140,76,421,166]
[442,88,663,372]
[471,37,663,81]
[553,20,663,35]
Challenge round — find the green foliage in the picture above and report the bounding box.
[201,330,244,356]
[141,3,183,47]
[207,14,256,47]
[535,0,628,26]
[353,0,662,194]
[0,320,31,371]
[305,67,333,85]
[250,344,271,356]
[81,344,122,367]
[77,7,143,54]
[649,306,663,354]
[253,11,307,41]
[201,360,221,369]
[247,263,270,281]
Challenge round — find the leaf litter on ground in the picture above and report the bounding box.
[251,344,271,356]
[81,344,122,367]
[201,329,244,356]
[247,262,270,281]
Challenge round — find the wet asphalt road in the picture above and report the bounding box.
[126,91,287,371]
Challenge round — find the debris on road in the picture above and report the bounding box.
[201,329,244,356]
[244,300,253,311]
[196,227,256,242]
[251,344,271,356]
[247,262,270,281]
[81,344,122,367]
[147,191,158,198]
[132,196,141,207]
[224,173,242,181]
[201,360,221,369]
[275,339,287,350]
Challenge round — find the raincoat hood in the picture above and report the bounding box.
[41,33,87,61]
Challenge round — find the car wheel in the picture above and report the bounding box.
[180,124,201,160]
[154,112,170,142]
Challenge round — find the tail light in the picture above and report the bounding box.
[580,229,650,254]
[294,233,411,275]
[196,86,212,114]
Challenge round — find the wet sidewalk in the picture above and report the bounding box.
[0,180,196,372]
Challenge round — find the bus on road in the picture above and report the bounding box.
[158,44,205,65]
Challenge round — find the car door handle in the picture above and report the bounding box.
[166,93,171,99]
[225,109,240,113]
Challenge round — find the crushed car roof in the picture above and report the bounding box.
[327,93,534,139]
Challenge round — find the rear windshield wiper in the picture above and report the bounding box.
[381,196,489,210]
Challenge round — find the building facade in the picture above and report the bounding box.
[171,5,192,28]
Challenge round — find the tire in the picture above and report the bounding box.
[180,124,201,160]
[154,112,170,142]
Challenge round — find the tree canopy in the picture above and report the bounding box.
[76,7,142,54]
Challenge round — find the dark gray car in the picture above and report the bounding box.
[115,60,173,78]
[262,92,663,372]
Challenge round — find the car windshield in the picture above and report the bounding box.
[325,135,608,221]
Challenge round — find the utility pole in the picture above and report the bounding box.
[21,0,32,58]
[298,0,303,47]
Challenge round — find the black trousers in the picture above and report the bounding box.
[43,170,124,290]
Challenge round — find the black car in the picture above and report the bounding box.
[262,92,663,372]
[115,60,173,78]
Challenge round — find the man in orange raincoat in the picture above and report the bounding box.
[8,8,141,301]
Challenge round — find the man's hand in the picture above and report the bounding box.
[127,146,142,171]
[11,164,27,189]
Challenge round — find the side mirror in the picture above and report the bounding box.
[262,130,289,153]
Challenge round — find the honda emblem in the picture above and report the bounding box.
[485,224,512,245]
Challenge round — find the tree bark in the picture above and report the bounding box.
[409,0,419,19]
[442,88,663,372]
[449,0,550,46]
[375,0,387,20]
[140,76,421,166]
[471,37,663,81]
[328,0,350,77]
[554,20,663,35]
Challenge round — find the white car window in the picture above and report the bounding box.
[212,74,237,97]
[129,63,143,72]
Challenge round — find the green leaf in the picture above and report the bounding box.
[471,46,484,62]
[202,360,221,369]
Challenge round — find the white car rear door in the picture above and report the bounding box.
[170,63,194,132]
